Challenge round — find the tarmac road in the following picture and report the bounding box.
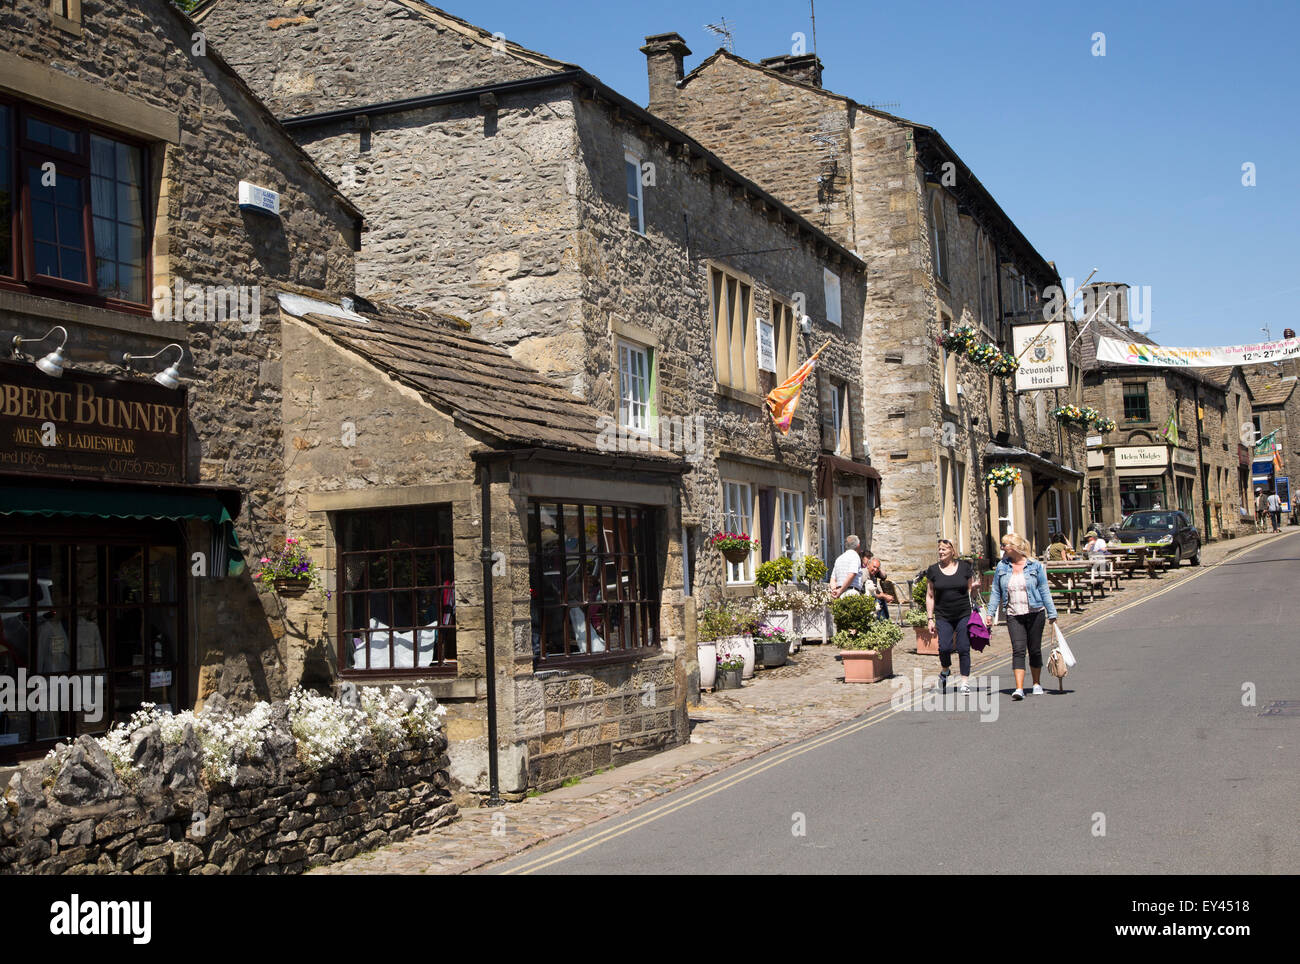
[491,532,1300,874]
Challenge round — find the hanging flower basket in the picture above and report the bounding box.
[984,464,1022,490]
[709,532,758,564]
[253,536,330,599]
[938,325,979,355]
[1093,416,1117,433]
[968,342,998,366]
[987,350,1020,378]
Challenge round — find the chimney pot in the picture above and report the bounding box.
[641,32,692,117]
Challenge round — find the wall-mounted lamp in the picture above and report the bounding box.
[123,343,186,389]
[11,326,69,377]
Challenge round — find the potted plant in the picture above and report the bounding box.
[709,531,759,565]
[254,536,328,598]
[731,609,759,678]
[715,651,744,690]
[753,624,792,668]
[905,608,938,655]
[793,583,833,644]
[696,604,740,690]
[831,595,902,683]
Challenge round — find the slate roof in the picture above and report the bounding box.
[1244,371,1297,407]
[278,294,682,463]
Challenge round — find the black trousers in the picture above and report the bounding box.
[1006,609,1046,672]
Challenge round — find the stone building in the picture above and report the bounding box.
[637,38,1086,573]
[1079,284,1251,541]
[196,1,881,615]
[274,293,689,792]
[1244,332,1300,516]
[0,0,360,764]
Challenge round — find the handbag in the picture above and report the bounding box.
[1046,648,1069,691]
[967,589,990,651]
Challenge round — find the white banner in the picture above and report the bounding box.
[1013,321,1069,391]
[1096,334,1300,368]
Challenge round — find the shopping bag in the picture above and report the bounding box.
[1053,624,1076,667]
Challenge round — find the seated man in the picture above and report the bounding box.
[864,555,898,621]
[1083,532,1109,579]
[829,535,863,598]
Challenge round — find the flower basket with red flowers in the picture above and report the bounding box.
[253,536,329,599]
[709,531,759,564]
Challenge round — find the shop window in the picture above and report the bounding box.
[624,151,645,234]
[722,481,754,584]
[529,502,658,660]
[0,99,149,304]
[617,339,651,433]
[337,505,456,675]
[0,529,181,763]
[1123,383,1150,422]
[711,265,756,394]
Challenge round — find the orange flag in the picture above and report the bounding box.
[765,341,828,434]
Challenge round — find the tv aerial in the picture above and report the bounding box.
[704,17,735,52]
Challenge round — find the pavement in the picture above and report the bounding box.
[312,525,1298,875]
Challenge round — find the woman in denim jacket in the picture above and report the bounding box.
[985,532,1058,700]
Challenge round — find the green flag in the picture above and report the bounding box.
[1254,430,1278,457]
[1163,409,1179,445]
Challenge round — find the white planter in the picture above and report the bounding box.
[795,605,831,644]
[764,610,798,653]
[697,642,717,690]
[719,634,756,678]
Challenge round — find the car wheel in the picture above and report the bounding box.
[1190,543,1201,566]
[1171,544,1182,566]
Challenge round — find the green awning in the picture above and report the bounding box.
[0,487,244,576]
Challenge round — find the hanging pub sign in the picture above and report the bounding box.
[0,361,187,484]
[1012,321,1069,392]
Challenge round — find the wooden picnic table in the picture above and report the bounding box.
[1108,544,1169,579]
[1043,562,1108,602]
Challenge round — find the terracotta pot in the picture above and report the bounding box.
[841,647,894,683]
[715,666,743,690]
[913,626,939,655]
[698,642,717,690]
[721,546,751,564]
[273,577,311,597]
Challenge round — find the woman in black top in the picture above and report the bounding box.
[925,539,981,693]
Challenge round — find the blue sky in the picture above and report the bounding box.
[443,0,1298,346]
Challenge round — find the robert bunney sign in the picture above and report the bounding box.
[0,362,186,483]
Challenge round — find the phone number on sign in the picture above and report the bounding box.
[108,457,179,479]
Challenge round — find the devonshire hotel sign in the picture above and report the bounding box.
[0,361,186,483]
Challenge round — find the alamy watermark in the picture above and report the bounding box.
[152,277,262,332]
[890,669,1000,722]
[0,671,104,723]
[596,415,706,462]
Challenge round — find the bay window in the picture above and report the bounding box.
[529,502,658,660]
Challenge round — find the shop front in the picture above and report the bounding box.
[1114,444,1170,518]
[0,361,240,764]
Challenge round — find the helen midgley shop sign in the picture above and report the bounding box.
[1114,445,1168,469]
[0,362,186,483]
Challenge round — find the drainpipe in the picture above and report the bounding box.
[1194,381,1211,539]
[478,459,503,807]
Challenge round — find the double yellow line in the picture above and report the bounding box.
[498,533,1288,874]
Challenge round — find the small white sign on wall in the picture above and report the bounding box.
[758,319,776,372]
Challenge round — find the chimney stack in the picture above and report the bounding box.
[1080,282,1130,328]
[758,53,824,88]
[641,33,691,118]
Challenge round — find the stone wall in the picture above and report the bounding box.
[0,700,457,875]
[0,0,359,710]
[195,0,564,118]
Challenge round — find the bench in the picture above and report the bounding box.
[1050,588,1086,613]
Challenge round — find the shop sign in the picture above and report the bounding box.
[1013,321,1069,392]
[1087,450,1105,469]
[1239,443,1251,467]
[1173,448,1198,469]
[1114,445,1167,469]
[0,361,186,484]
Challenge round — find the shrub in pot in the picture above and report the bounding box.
[905,608,939,655]
[831,596,900,683]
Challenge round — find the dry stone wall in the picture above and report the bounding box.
[0,695,457,875]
